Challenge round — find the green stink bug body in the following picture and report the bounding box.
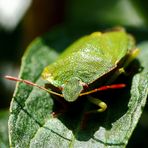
[42,29,138,103]
[5,28,139,113]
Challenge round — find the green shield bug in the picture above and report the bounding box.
[5,27,139,114]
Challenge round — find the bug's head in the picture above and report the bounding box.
[62,77,84,102]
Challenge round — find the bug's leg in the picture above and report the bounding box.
[106,48,139,84]
[118,48,139,74]
[124,48,140,69]
[107,67,125,84]
[51,97,69,118]
[113,48,140,78]
[81,96,107,129]
[88,96,107,112]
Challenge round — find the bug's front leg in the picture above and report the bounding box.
[80,96,107,129]
[88,96,107,112]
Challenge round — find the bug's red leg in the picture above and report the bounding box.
[80,83,126,96]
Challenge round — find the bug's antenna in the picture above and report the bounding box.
[5,75,63,97]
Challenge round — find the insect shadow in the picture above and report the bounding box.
[50,58,141,142]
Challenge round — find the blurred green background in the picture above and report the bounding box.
[0,0,148,147]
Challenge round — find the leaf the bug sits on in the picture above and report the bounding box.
[4,27,148,147]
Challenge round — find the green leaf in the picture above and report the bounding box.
[0,110,9,148]
[138,41,148,72]
[67,0,148,28]
[8,33,148,147]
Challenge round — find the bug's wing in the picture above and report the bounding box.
[42,30,135,87]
